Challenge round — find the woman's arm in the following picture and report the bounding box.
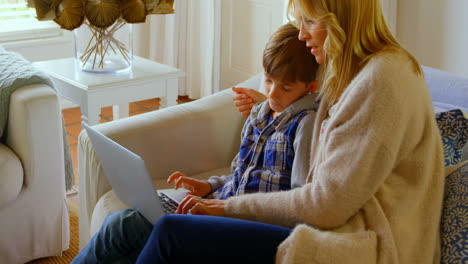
[224,53,433,229]
[232,87,267,118]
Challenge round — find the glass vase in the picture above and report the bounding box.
[74,19,133,74]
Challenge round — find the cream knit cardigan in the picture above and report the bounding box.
[225,51,445,264]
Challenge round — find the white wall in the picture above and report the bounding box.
[220,0,286,90]
[397,0,468,77]
[381,0,398,35]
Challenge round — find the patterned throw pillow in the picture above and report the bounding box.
[441,163,468,263]
[435,109,468,166]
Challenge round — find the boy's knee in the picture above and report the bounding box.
[105,209,133,223]
[103,209,148,232]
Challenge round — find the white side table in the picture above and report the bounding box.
[33,56,185,125]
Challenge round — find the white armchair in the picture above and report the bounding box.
[78,74,263,248]
[0,83,70,263]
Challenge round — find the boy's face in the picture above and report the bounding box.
[264,73,312,116]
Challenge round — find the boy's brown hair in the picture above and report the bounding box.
[263,23,319,85]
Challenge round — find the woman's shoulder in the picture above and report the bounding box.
[341,49,427,108]
[363,49,421,78]
[349,49,425,98]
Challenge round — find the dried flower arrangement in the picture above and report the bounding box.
[27,0,175,70]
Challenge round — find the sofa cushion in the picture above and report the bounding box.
[0,143,23,208]
[436,109,468,166]
[440,162,468,263]
[236,73,264,93]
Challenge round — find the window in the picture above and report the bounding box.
[0,0,35,20]
[0,0,62,42]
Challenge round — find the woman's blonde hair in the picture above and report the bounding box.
[288,0,422,104]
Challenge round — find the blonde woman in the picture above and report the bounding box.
[137,0,445,263]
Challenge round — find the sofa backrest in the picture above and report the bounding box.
[234,67,468,114]
[423,66,468,113]
[235,73,264,93]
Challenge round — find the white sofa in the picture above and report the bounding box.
[77,75,262,248]
[0,83,70,263]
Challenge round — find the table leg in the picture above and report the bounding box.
[112,104,129,120]
[82,99,101,126]
[160,78,178,108]
[82,112,101,126]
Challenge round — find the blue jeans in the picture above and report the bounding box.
[136,215,292,264]
[72,209,153,264]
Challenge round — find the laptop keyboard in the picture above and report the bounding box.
[159,192,179,214]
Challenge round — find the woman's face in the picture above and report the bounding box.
[295,0,328,64]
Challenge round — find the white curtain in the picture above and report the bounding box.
[134,0,221,99]
[380,0,398,35]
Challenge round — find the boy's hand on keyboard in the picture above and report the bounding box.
[167,171,212,197]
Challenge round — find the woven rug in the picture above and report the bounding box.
[27,203,79,264]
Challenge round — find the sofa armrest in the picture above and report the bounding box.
[6,84,65,192]
[78,88,246,248]
[2,83,69,257]
[0,143,23,208]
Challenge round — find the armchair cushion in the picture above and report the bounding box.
[0,143,23,208]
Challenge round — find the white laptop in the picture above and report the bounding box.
[82,122,188,224]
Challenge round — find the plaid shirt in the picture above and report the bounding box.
[213,93,319,199]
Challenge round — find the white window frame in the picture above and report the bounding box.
[0,20,64,42]
[0,1,63,43]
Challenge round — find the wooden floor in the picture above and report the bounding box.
[62,96,193,198]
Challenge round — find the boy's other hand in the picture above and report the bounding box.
[167,171,212,197]
[232,87,267,118]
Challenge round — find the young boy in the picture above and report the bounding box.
[169,22,320,202]
[72,22,319,263]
